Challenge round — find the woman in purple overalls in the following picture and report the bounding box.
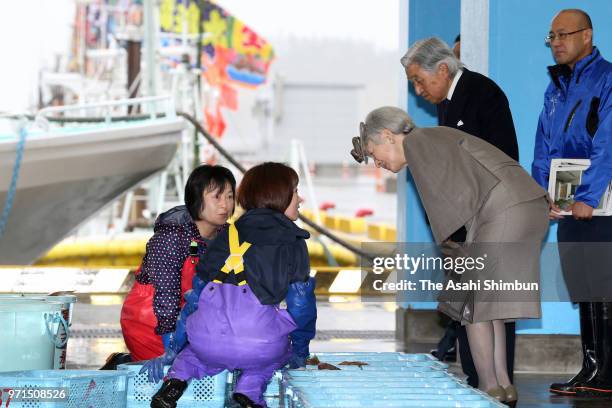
[142,162,317,408]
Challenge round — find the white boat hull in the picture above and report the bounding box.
[0,118,184,265]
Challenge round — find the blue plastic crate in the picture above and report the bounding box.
[285,369,448,379]
[279,353,506,408]
[297,391,490,402]
[313,352,440,362]
[304,365,443,372]
[285,377,462,387]
[295,398,501,407]
[264,395,281,408]
[226,370,282,398]
[263,371,282,397]
[309,352,447,370]
[289,384,506,408]
[0,370,129,408]
[117,363,226,408]
[286,384,473,394]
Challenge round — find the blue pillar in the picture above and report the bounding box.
[400,0,460,309]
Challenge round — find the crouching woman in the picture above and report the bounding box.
[143,162,317,408]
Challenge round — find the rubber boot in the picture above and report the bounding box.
[550,302,598,395]
[151,379,188,408]
[233,393,263,408]
[576,302,612,397]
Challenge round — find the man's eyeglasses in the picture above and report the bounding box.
[545,28,587,44]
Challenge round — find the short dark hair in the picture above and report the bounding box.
[184,164,236,220]
[577,9,593,29]
[237,162,298,213]
[560,9,593,29]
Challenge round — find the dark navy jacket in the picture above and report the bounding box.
[137,205,210,334]
[532,47,612,208]
[196,208,311,305]
[437,68,519,161]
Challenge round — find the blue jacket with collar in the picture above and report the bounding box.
[532,47,612,208]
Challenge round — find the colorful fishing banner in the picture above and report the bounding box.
[76,0,273,140]
[159,0,275,87]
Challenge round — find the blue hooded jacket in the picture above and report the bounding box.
[532,47,612,208]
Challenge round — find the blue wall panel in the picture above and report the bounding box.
[407,0,461,132]
[405,0,460,244]
[402,0,612,322]
[489,0,612,334]
[489,0,612,173]
[403,0,460,309]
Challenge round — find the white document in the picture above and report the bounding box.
[548,158,612,216]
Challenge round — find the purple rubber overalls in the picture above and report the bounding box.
[167,223,297,407]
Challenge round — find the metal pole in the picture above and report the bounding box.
[143,0,159,97]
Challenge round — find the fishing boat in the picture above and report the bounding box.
[0,96,184,265]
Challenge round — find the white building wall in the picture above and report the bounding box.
[220,36,400,165]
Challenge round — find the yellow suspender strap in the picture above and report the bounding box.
[213,223,251,285]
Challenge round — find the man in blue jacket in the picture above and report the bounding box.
[532,9,612,397]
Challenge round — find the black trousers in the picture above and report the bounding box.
[558,216,612,302]
[457,321,516,388]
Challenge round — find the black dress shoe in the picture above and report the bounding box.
[431,346,457,362]
[151,379,188,408]
[232,393,263,408]
[99,352,132,370]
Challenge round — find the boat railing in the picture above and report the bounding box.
[34,95,176,129]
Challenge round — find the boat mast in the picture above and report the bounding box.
[143,0,160,98]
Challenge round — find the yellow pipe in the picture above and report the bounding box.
[35,236,358,268]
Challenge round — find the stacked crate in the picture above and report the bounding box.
[279,353,505,408]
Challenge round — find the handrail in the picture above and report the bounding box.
[35,95,175,127]
[25,113,167,124]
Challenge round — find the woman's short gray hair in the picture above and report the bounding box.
[400,37,462,77]
[363,106,416,144]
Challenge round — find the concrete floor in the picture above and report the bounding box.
[63,295,612,407]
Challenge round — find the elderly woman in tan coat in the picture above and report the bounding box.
[350,106,549,405]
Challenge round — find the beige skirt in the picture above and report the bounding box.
[460,188,549,323]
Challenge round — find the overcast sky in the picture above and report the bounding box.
[0,0,74,111]
[218,0,399,50]
[0,0,399,112]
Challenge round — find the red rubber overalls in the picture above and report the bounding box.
[120,241,200,361]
